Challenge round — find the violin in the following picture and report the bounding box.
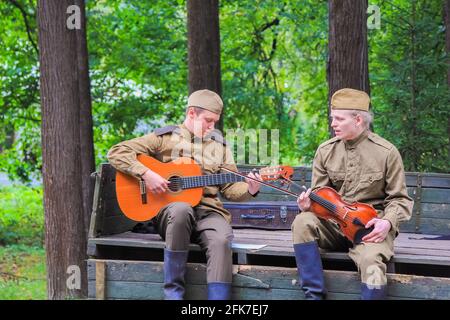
[307,186,378,244]
[219,167,377,244]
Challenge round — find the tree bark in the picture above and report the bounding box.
[444,0,450,167]
[327,0,370,136]
[74,0,95,249]
[38,0,86,299]
[187,0,223,130]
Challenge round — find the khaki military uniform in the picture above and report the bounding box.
[108,124,254,283]
[292,130,414,286]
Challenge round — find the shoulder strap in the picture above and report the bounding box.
[209,130,227,146]
[318,136,340,149]
[367,132,393,150]
[154,125,178,136]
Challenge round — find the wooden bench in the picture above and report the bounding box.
[87,164,450,300]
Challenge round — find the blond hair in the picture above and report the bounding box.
[351,110,373,130]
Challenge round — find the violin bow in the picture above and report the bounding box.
[219,166,301,198]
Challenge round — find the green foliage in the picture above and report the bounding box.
[0,0,448,183]
[0,186,44,246]
[87,0,188,164]
[0,0,41,183]
[369,0,449,172]
[220,0,329,165]
[0,244,46,299]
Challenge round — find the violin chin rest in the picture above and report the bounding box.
[354,226,374,244]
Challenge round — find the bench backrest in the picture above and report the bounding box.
[89,164,450,238]
[89,164,137,238]
[235,165,450,235]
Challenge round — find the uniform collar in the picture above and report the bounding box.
[179,123,195,141]
[179,123,222,144]
[343,130,369,149]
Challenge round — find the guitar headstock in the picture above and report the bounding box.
[259,165,294,181]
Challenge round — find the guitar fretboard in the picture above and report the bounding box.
[179,173,246,189]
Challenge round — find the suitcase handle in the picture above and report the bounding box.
[241,214,275,220]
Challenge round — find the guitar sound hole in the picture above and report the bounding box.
[168,176,182,192]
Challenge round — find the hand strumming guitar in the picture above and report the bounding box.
[142,169,170,194]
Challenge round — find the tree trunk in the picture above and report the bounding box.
[187,0,223,131]
[444,0,450,168]
[409,0,418,171]
[74,0,95,248]
[327,0,370,136]
[38,0,86,299]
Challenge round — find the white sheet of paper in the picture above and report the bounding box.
[232,243,267,250]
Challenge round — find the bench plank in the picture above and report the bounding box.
[87,260,450,300]
[88,229,450,267]
[249,187,450,205]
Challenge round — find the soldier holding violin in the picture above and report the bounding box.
[292,88,414,300]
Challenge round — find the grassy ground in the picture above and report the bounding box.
[0,185,44,246]
[0,185,46,299]
[0,244,46,299]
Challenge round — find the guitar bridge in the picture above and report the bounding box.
[139,179,147,204]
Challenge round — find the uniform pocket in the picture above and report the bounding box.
[328,170,346,190]
[360,171,383,185]
[357,171,385,197]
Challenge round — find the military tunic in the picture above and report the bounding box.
[292,130,414,286]
[107,124,254,283]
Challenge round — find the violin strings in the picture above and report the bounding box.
[286,180,356,222]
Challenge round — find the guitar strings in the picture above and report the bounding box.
[165,170,255,189]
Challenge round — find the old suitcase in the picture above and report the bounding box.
[224,201,300,230]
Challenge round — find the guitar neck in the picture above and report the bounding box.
[181,173,246,189]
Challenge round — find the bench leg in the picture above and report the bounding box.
[237,252,248,265]
[95,261,105,300]
[387,261,396,274]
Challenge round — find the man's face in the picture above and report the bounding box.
[330,109,361,141]
[191,109,220,137]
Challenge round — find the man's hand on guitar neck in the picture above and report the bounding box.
[142,169,170,194]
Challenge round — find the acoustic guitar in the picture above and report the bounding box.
[115,154,293,221]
